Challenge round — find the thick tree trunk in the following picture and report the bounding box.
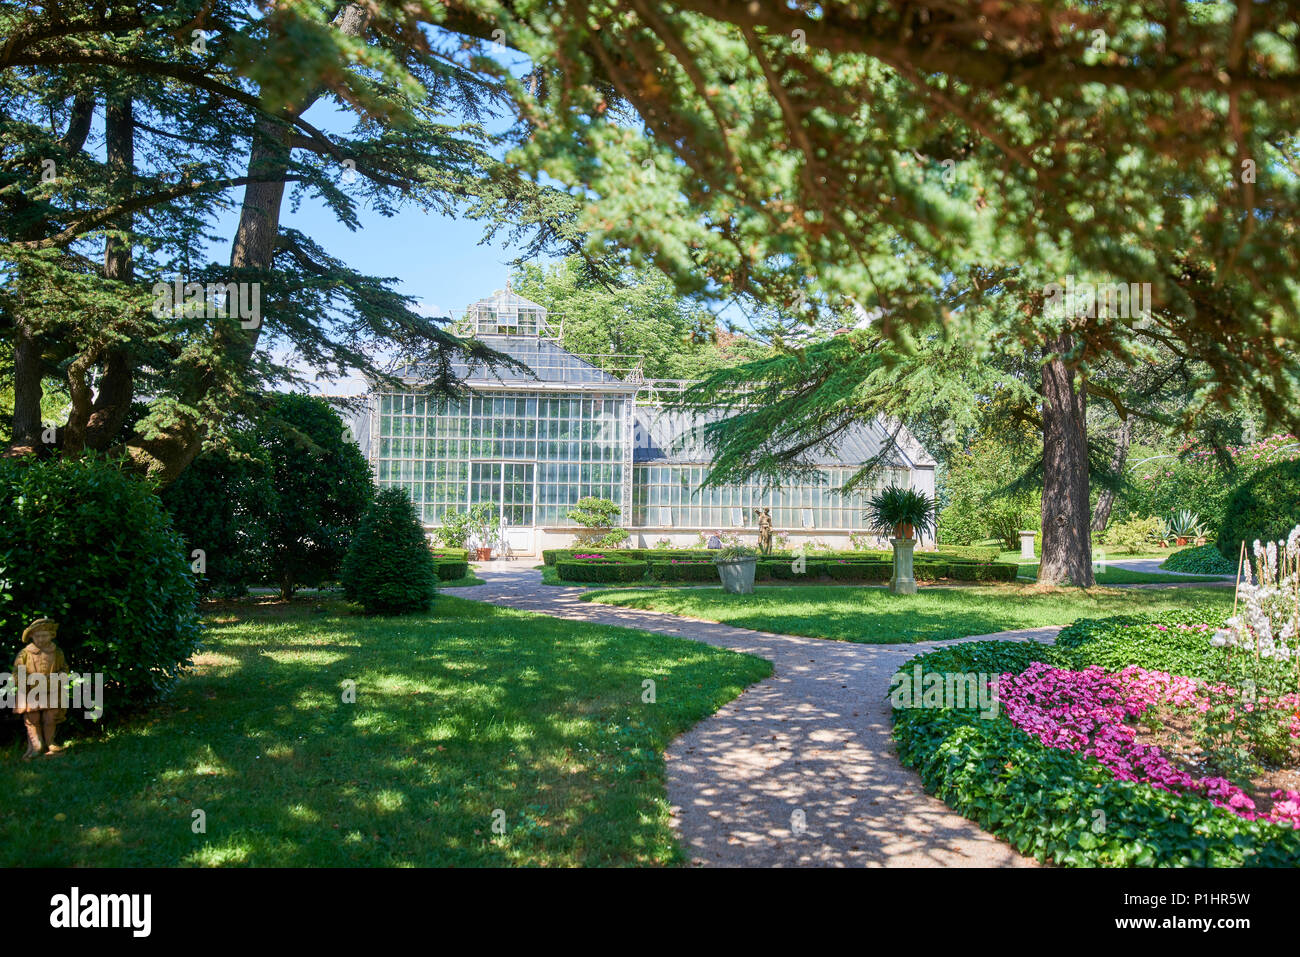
[122,4,370,486]
[6,93,96,456]
[9,324,45,451]
[1038,334,1095,586]
[1091,416,1132,532]
[65,95,135,453]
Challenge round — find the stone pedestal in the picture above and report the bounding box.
[1019,530,1037,560]
[890,538,917,595]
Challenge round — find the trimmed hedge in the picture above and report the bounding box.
[826,561,891,582]
[433,560,470,581]
[935,545,1001,563]
[429,548,468,561]
[556,560,650,583]
[648,561,719,582]
[552,550,1017,585]
[890,607,1300,866]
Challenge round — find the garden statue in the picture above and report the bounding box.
[13,618,68,759]
[756,508,773,556]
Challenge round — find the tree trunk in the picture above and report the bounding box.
[64,95,135,454]
[279,569,295,602]
[1091,416,1132,532]
[1038,334,1094,586]
[9,324,45,452]
[122,4,371,486]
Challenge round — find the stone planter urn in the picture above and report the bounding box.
[715,557,758,594]
[1018,530,1037,560]
[890,538,917,595]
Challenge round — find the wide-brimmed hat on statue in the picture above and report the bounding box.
[22,618,58,643]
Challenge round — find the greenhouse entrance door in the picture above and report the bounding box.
[470,462,536,556]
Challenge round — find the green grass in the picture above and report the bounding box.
[438,571,486,587]
[582,584,1236,644]
[1011,562,1227,584]
[0,596,769,866]
[996,546,1195,566]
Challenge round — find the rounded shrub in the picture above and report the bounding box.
[1160,544,1236,575]
[1217,458,1300,560]
[0,456,201,711]
[341,488,438,614]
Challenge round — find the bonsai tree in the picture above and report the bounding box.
[865,485,937,541]
[567,496,629,547]
[341,488,438,615]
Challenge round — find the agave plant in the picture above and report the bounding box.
[1168,509,1205,542]
[865,485,937,540]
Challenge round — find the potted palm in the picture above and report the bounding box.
[865,485,937,595]
[713,543,759,594]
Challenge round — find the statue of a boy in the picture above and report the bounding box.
[14,618,68,759]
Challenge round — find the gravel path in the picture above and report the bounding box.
[457,562,1059,867]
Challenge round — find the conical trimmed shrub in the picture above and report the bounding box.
[341,488,438,614]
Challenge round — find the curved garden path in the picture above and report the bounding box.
[458,563,1060,867]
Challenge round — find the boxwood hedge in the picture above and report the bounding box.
[648,561,719,582]
[433,560,470,581]
[556,560,651,583]
[891,607,1300,866]
[551,552,1017,585]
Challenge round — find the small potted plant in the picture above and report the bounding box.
[713,543,759,594]
[468,502,500,561]
[1168,509,1203,547]
[865,484,937,595]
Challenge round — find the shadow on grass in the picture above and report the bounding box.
[0,595,770,867]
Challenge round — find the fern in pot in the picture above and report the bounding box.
[865,485,936,595]
[865,485,936,541]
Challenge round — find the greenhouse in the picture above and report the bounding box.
[348,289,936,556]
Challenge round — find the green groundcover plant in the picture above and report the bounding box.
[892,607,1300,866]
[1160,544,1237,576]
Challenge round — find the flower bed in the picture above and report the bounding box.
[892,610,1300,866]
[999,662,1300,826]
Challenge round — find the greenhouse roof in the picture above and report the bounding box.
[632,406,936,469]
[403,336,636,389]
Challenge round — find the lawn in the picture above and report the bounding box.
[0,596,769,867]
[582,584,1237,644]
[1011,563,1228,585]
